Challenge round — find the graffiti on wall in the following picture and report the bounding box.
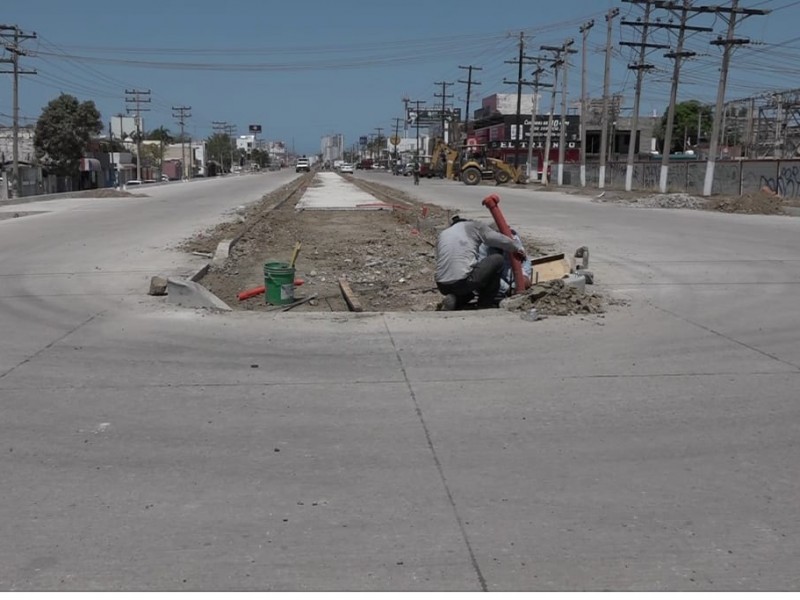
[759,162,800,198]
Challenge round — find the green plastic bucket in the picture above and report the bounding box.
[264,261,296,305]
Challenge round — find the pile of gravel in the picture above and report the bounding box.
[629,193,707,209]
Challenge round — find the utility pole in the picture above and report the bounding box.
[391,117,403,161]
[172,105,191,179]
[410,100,426,165]
[226,124,237,171]
[401,96,411,138]
[125,89,151,182]
[620,0,669,191]
[526,58,553,180]
[542,39,576,185]
[0,25,37,198]
[212,121,227,171]
[212,121,236,172]
[599,8,620,189]
[458,65,482,142]
[557,39,577,186]
[658,0,714,193]
[703,0,769,196]
[540,52,563,186]
[504,32,538,169]
[579,20,594,187]
[433,80,454,144]
[374,126,384,165]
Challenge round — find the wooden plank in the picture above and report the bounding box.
[338,278,363,312]
[530,252,566,266]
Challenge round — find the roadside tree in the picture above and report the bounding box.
[655,100,713,154]
[34,94,103,176]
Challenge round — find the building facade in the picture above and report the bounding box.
[321,134,344,164]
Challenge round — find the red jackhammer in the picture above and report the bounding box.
[482,193,526,296]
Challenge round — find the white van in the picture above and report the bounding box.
[295,157,310,173]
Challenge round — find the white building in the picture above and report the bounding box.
[0,126,36,165]
[321,134,344,163]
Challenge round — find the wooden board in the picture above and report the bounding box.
[531,254,572,283]
[338,278,363,312]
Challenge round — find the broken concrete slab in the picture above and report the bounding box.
[212,239,233,267]
[148,275,168,296]
[167,277,231,311]
[562,273,586,293]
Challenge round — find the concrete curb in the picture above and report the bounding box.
[166,277,232,311]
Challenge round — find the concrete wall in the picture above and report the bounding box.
[561,159,800,197]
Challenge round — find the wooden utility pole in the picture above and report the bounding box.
[526,58,553,180]
[557,39,577,186]
[391,117,403,161]
[410,100,426,165]
[540,53,563,186]
[433,81,454,144]
[458,65,482,141]
[658,0,714,193]
[599,8,619,189]
[374,126,384,165]
[504,33,538,169]
[579,20,594,187]
[125,89,151,181]
[172,105,191,179]
[620,0,668,191]
[0,25,37,198]
[212,121,236,172]
[703,0,769,196]
[542,39,576,185]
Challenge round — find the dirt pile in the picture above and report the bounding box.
[706,192,786,215]
[575,186,794,215]
[499,279,606,316]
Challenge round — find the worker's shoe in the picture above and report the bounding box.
[440,294,458,311]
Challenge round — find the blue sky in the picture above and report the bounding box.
[3,0,799,154]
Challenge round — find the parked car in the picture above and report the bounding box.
[339,163,354,174]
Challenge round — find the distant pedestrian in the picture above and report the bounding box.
[413,162,420,185]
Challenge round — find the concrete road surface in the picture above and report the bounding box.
[1,171,798,591]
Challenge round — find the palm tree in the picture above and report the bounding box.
[147,126,174,145]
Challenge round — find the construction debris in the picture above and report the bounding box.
[499,279,605,317]
[148,275,168,296]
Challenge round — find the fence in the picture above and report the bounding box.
[562,159,800,197]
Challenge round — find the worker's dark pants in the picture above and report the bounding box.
[437,254,505,308]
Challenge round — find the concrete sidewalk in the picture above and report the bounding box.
[296,172,391,210]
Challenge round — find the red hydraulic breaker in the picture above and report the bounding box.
[482,193,526,296]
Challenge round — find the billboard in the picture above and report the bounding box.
[359,136,368,146]
[110,115,138,140]
[407,108,462,125]
[249,124,262,133]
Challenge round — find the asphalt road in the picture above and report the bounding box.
[1,170,798,591]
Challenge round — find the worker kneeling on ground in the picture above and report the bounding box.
[435,215,526,311]
[477,225,533,302]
